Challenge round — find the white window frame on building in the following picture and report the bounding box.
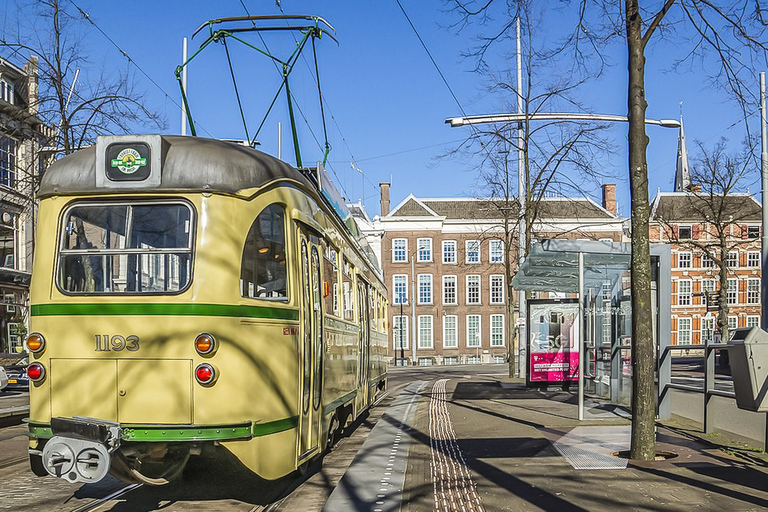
[746,315,760,328]
[443,275,457,305]
[677,317,692,345]
[393,274,408,304]
[466,240,480,264]
[393,315,409,349]
[467,315,481,347]
[490,314,504,347]
[418,274,433,305]
[702,279,716,294]
[727,251,739,269]
[392,238,407,262]
[442,240,457,264]
[677,251,692,269]
[747,251,760,268]
[677,279,692,306]
[701,252,714,268]
[747,278,760,305]
[417,238,432,262]
[728,315,738,332]
[0,136,17,189]
[443,314,458,348]
[727,278,738,305]
[489,239,504,263]
[466,275,481,305]
[0,79,13,104]
[418,315,433,349]
[490,274,504,304]
[701,316,715,344]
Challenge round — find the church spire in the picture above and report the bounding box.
[674,109,691,192]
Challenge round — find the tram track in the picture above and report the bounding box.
[0,455,27,469]
[68,484,142,512]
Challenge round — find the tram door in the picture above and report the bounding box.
[357,282,369,406]
[299,230,323,460]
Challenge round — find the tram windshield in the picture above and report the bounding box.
[57,202,194,294]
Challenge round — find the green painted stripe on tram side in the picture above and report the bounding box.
[121,423,253,442]
[31,303,299,321]
[322,390,358,417]
[252,416,298,437]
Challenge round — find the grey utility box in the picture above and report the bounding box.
[728,327,768,412]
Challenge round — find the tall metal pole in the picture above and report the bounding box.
[578,252,585,420]
[516,16,527,378]
[761,72,768,331]
[400,299,404,362]
[181,37,188,136]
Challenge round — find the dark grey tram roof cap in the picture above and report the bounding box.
[39,135,310,198]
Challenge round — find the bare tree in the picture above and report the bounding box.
[446,0,768,460]
[654,138,761,344]
[2,0,165,156]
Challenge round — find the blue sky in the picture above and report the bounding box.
[3,1,760,218]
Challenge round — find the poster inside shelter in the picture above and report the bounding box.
[529,302,580,382]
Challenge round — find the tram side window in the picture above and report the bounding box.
[342,257,354,321]
[58,202,192,294]
[241,204,287,300]
[323,245,340,316]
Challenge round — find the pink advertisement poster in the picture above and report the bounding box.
[529,302,580,383]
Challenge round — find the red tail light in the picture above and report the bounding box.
[195,363,215,385]
[28,362,45,382]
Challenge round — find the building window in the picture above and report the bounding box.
[746,315,760,328]
[0,79,13,104]
[701,252,714,268]
[418,357,433,366]
[489,239,504,263]
[393,238,407,262]
[443,315,458,348]
[393,316,408,349]
[417,238,432,262]
[444,356,458,365]
[443,275,457,305]
[677,317,692,345]
[393,275,407,304]
[490,314,504,347]
[467,355,481,364]
[442,240,457,264]
[466,240,480,263]
[418,315,433,349]
[728,316,738,332]
[0,137,16,188]
[490,275,504,304]
[727,251,739,268]
[678,225,692,239]
[701,316,715,344]
[677,280,692,306]
[467,315,481,347]
[466,275,481,304]
[702,279,716,294]
[747,251,760,268]
[747,225,760,239]
[727,278,738,305]
[418,274,433,304]
[747,278,760,304]
[677,252,691,269]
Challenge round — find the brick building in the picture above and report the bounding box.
[378,183,626,365]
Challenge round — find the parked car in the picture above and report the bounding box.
[0,366,8,392]
[4,357,28,390]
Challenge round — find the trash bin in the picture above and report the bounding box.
[727,327,768,412]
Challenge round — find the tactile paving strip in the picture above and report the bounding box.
[551,426,630,470]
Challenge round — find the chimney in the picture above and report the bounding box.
[379,182,391,216]
[602,183,617,216]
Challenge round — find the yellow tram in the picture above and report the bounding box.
[25,134,388,485]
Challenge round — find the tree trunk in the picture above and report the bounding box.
[627,0,657,461]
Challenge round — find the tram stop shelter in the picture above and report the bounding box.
[512,239,672,420]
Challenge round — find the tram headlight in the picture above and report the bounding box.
[26,333,46,353]
[28,362,46,382]
[194,333,216,355]
[194,363,216,385]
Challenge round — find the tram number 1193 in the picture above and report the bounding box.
[95,334,140,352]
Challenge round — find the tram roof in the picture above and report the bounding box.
[39,135,311,198]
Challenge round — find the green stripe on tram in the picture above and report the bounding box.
[252,416,298,437]
[31,303,299,320]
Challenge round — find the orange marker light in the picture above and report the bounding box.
[26,333,45,353]
[194,333,216,355]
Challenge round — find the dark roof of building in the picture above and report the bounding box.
[388,196,614,220]
[650,192,761,223]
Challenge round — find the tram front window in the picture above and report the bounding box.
[57,202,193,294]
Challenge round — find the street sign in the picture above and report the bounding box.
[706,292,720,311]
